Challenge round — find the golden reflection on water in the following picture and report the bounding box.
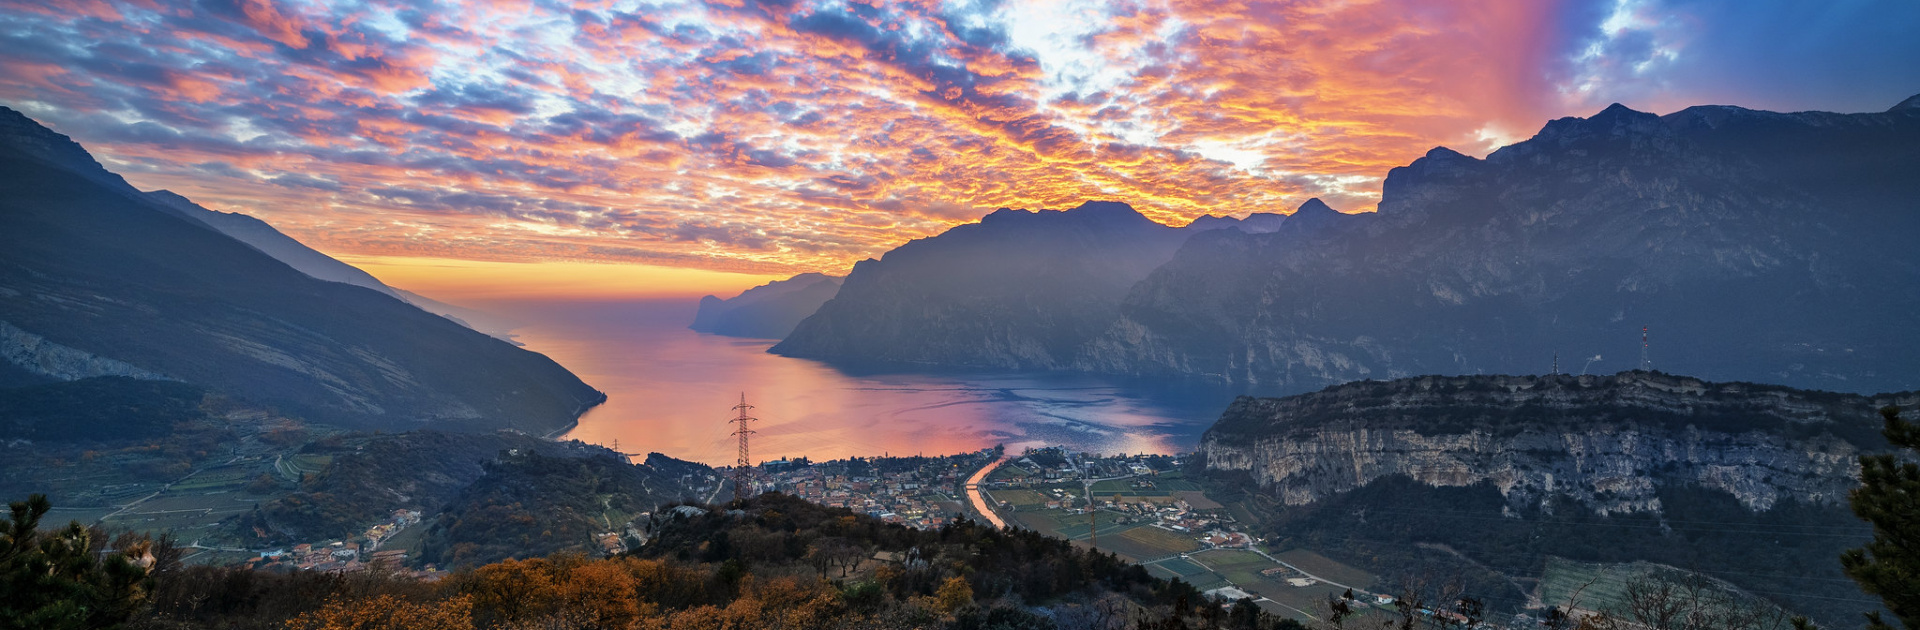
[481,300,1221,465]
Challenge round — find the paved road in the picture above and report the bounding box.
[964,456,1010,529]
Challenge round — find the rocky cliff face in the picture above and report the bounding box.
[1083,97,1920,394]
[1200,371,1915,515]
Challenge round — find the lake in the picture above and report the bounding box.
[476,299,1245,465]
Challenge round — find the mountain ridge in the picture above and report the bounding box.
[0,107,602,433]
[1079,96,1920,393]
[690,272,843,339]
[771,200,1206,368]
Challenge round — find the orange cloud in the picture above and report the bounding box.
[6,0,1899,293]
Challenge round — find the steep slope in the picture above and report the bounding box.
[1201,371,1908,512]
[689,272,842,339]
[1083,97,1920,394]
[770,201,1201,369]
[1197,371,1912,628]
[0,107,602,432]
[143,190,520,341]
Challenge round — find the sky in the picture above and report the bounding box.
[2,0,1917,300]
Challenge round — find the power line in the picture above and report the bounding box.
[730,392,757,500]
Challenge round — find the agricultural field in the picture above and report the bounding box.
[1152,479,1202,492]
[1171,491,1222,509]
[1012,510,1075,536]
[278,453,333,480]
[1536,557,1656,613]
[1092,479,1168,496]
[1275,548,1377,590]
[1100,524,1200,561]
[987,489,1050,508]
[1146,557,1231,592]
[1262,581,1351,622]
[1197,550,1283,587]
[99,490,262,539]
[986,464,1031,481]
[1167,547,1385,624]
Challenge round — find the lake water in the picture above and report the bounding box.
[477,300,1243,466]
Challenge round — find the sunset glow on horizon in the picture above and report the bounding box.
[3,0,1915,296]
[340,255,784,301]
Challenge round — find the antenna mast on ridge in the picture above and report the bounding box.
[730,392,757,500]
[1640,326,1651,371]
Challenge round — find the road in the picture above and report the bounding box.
[964,456,1010,529]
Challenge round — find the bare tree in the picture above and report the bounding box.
[1613,569,1797,630]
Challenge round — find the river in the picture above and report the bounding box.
[473,299,1242,466]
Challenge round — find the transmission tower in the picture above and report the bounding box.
[730,392,757,500]
[1640,326,1651,371]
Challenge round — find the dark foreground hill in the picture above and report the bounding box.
[1196,371,1917,628]
[0,108,602,433]
[28,491,1307,630]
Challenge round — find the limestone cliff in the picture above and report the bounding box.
[1200,371,1915,514]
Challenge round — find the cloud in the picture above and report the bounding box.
[0,0,1911,278]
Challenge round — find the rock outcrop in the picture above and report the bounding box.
[1200,371,1915,515]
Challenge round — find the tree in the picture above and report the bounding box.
[1612,569,1794,630]
[1841,405,1920,630]
[282,594,474,630]
[0,494,153,630]
[936,576,974,614]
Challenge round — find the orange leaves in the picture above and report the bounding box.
[282,594,475,630]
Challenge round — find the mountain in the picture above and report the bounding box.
[771,200,1213,369]
[1186,211,1286,233]
[0,107,602,432]
[1080,97,1920,394]
[689,272,842,339]
[142,190,521,342]
[1197,371,1913,627]
[1201,371,1906,512]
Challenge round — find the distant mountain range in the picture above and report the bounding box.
[0,107,601,433]
[691,272,842,339]
[776,95,1920,394]
[769,200,1286,367]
